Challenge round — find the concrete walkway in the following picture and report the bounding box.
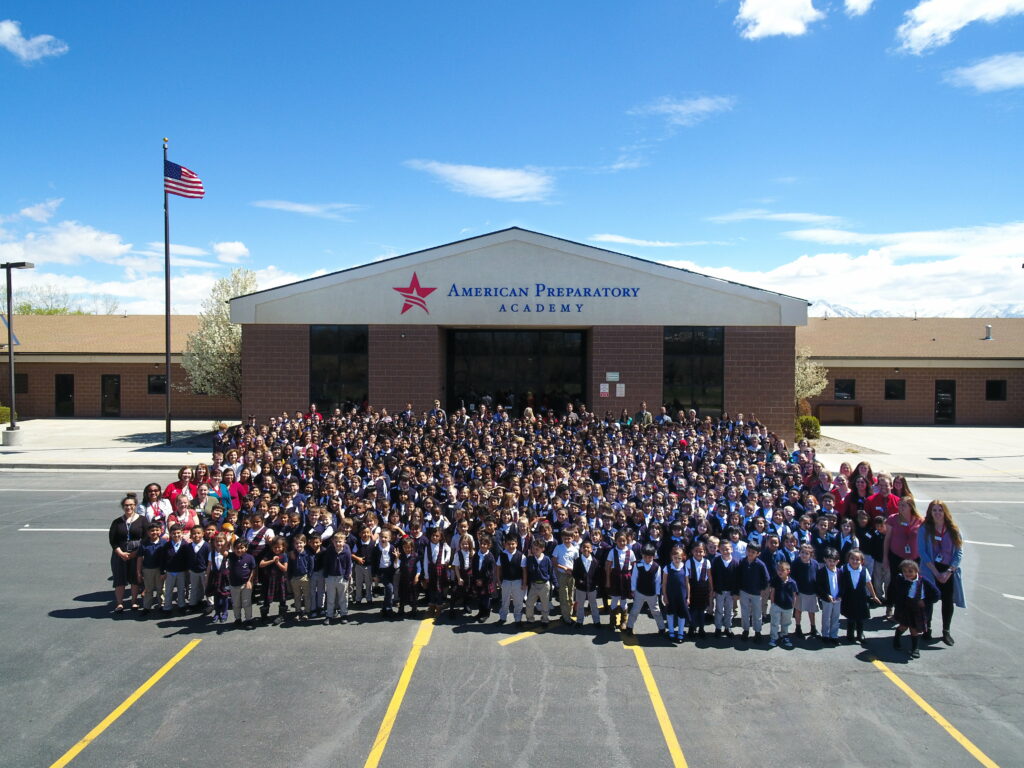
[0,419,214,470]
[816,426,1024,480]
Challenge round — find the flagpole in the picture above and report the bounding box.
[163,138,172,446]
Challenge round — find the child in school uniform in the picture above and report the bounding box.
[323,532,353,625]
[396,537,421,619]
[790,544,820,639]
[815,547,842,645]
[839,548,881,644]
[288,534,314,621]
[768,561,798,649]
[552,528,580,625]
[471,534,496,623]
[605,531,636,632]
[207,533,232,623]
[448,534,475,617]
[661,545,690,643]
[572,538,602,627]
[227,538,256,627]
[307,534,326,618]
[497,536,527,626]
[737,542,771,643]
[711,540,740,637]
[524,539,554,625]
[160,524,191,612]
[136,523,165,612]
[259,536,290,625]
[186,525,211,614]
[687,541,711,638]
[421,526,451,619]
[625,544,666,636]
[371,528,399,617]
[892,559,941,659]
[351,525,375,606]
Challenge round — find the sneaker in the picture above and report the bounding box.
[781,638,794,649]
[809,627,819,638]
[768,638,777,648]
[910,648,921,659]
[244,619,255,630]
[338,617,349,625]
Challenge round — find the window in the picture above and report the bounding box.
[834,379,856,400]
[148,375,167,395]
[310,325,369,412]
[663,327,724,417]
[14,373,27,394]
[884,379,905,400]
[986,379,1007,401]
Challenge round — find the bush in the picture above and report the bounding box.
[0,406,16,423]
[798,414,821,440]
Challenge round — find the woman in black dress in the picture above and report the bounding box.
[108,494,145,612]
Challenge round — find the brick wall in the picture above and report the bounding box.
[809,366,1024,425]
[588,326,663,416]
[724,326,795,439]
[0,361,239,419]
[240,325,310,421]
[368,325,444,414]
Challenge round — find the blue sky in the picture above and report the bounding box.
[1,1,1022,316]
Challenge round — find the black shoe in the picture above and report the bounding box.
[942,631,955,646]
[338,617,348,625]
[809,627,819,638]
[794,627,804,638]
[893,635,901,650]
[234,618,242,627]
[698,626,707,638]
[910,647,921,659]
[244,619,255,630]
[741,630,749,642]
[923,630,933,642]
[714,628,723,637]
[754,632,763,643]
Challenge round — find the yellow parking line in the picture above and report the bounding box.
[628,643,688,768]
[497,628,547,646]
[363,619,435,768]
[49,639,201,768]
[872,659,1000,768]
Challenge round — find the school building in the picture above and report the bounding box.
[228,228,806,437]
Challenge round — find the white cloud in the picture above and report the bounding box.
[144,242,209,257]
[250,200,360,220]
[405,160,554,202]
[18,198,63,223]
[660,220,1024,316]
[212,241,249,263]
[709,208,843,225]
[0,19,68,63]
[946,52,1024,91]
[589,234,728,248]
[897,0,1024,55]
[0,220,132,266]
[845,0,875,16]
[735,0,826,39]
[629,96,736,127]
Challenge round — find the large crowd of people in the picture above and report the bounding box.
[108,401,966,657]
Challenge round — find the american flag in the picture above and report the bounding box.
[164,160,205,198]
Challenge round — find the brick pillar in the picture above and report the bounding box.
[588,326,663,416]
[368,325,444,415]
[724,326,795,439]
[241,325,310,421]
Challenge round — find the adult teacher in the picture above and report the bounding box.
[882,495,923,621]
[918,500,965,646]
[109,493,145,612]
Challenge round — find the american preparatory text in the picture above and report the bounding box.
[447,282,641,313]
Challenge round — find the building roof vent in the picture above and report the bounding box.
[984,324,993,341]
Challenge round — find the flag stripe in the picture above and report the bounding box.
[164,160,205,199]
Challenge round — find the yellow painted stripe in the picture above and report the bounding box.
[872,659,1000,768]
[49,639,201,768]
[497,629,544,646]
[363,619,435,768]
[629,645,688,768]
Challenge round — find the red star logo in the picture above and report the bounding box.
[393,272,437,314]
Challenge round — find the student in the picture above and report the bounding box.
[497,536,527,626]
[227,538,256,628]
[288,534,314,621]
[307,534,326,619]
[324,532,353,625]
[661,545,690,642]
[892,559,940,658]
[186,525,211,614]
[839,548,881,644]
[524,539,554,625]
[710,540,740,637]
[136,523,165,612]
[350,525,375,606]
[815,547,842,646]
[206,533,232,623]
[552,528,580,625]
[448,534,474,617]
[625,544,666,636]
[421,526,451,619]
[396,537,421,618]
[790,544,820,638]
[160,524,190,612]
[737,542,770,642]
[471,534,496,623]
[687,541,711,638]
[768,561,798,649]
[572,538,602,627]
[259,536,290,624]
[372,528,400,617]
[605,532,636,632]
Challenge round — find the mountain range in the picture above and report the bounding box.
[807,300,1024,319]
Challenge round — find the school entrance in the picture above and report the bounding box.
[446,329,586,418]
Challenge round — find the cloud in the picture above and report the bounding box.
[589,234,729,248]
[946,51,1024,91]
[0,19,68,63]
[629,96,736,127]
[660,220,1024,316]
[845,0,875,15]
[405,160,554,202]
[250,200,360,220]
[708,208,843,225]
[735,0,826,39]
[145,242,209,257]
[897,0,1024,55]
[0,220,132,266]
[213,241,249,263]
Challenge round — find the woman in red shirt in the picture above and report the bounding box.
[882,495,924,620]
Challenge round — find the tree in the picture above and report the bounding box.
[182,268,257,402]
[795,346,828,412]
[1,284,120,315]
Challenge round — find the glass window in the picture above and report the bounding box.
[309,325,368,412]
[663,326,724,417]
[835,379,856,400]
[884,379,905,400]
[986,379,1007,401]
[148,375,167,395]
[14,372,27,394]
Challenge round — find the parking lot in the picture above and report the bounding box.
[0,469,1021,768]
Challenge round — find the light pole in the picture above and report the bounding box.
[2,261,34,443]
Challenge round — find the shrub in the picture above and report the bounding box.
[0,406,16,423]
[798,414,821,440]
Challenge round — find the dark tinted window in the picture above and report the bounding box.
[309,325,369,412]
[986,380,1007,401]
[663,327,724,418]
[884,379,905,400]
[148,375,167,395]
[835,379,856,400]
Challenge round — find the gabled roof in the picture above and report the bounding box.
[797,317,1024,359]
[230,227,808,327]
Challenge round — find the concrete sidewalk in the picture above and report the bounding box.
[815,426,1024,480]
[0,419,215,470]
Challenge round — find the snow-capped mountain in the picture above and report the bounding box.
[808,299,1024,319]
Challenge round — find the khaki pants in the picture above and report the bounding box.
[499,579,525,621]
[230,585,253,620]
[141,567,163,610]
[188,571,208,607]
[326,576,349,618]
[525,582,550,621]
[291,576,311,614]
[740,591,763,632]
[556,571,575,620]
[770,604,793,641]
[163,571,187,610]
[352,564,372,602]
[627,592,665,631]
[575,588,600,624]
